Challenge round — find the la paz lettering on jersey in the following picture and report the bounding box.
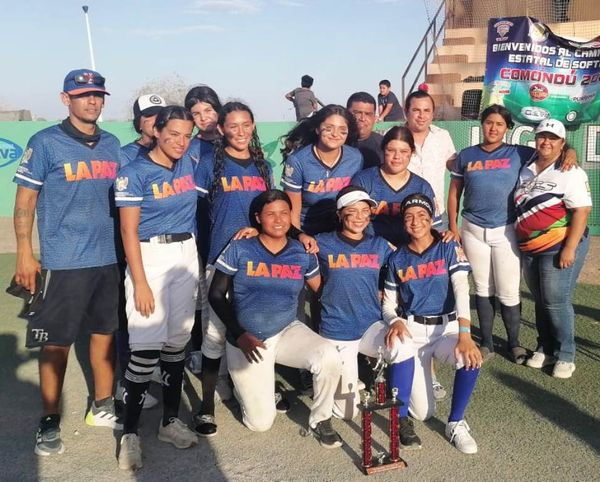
[221,175,267,192]
[246,261,303,279]
[152,174,195,199]
[466,158,511,171]
[327,253,380,269]
[307,176,351,193]
[63,160,118,182]
[397,259,447,283]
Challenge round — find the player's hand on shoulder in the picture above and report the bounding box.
[15,253,41,294]
[134,281,155,318]
[298,233,319,254]
[441,229,457,243]
[236,332,267,363]
[455,335,482,370]
[233,226,259,240]
[385,319,412,349]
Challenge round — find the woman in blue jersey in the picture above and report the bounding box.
[114,106,199,470]
[383,193,482,454]
[447,105,576,364]
[352,125,442,247]
[315,185,417,448]
[281,104,363,235]
[208,189,343,448]
[193,102,273,437]
[183,86,223,374]
[120,94,167,166]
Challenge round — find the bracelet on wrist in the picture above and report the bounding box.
[458,326,471,334]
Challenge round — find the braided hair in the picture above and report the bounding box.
[209,102,272,202]
[280,104,358,161]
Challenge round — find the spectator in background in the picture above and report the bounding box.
[285,75,325,121]
[347,92,384,169]
[378,80,405,122]
[404,89,456,230]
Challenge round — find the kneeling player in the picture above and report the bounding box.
[209,190,343,447]
[315,186,416,447]
[383,194,482,454]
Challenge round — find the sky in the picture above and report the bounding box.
[1,0,436,122]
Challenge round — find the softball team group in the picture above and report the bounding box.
[13,69,592,472]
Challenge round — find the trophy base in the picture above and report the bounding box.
[363,458,407,475]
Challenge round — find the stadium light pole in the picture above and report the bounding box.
[81,5,102,121]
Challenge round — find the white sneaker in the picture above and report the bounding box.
[115,381,159,410]
[526,352,557,369]
[215,375,233,402]
[432,381,447,401]
[118,433,143,470]
[552,361,576,379]
[186,350,203,375]
[157,418,199,449]
[445,420,478,454]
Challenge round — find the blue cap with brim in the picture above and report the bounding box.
[63,68,110,96]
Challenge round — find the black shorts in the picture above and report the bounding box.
[26,264,120,348]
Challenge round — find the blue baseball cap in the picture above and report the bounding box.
[63,69,110,96]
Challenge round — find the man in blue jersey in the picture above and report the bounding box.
[13,69,122,457]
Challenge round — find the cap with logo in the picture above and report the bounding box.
[133,94,167,118]
[535,118,566,139]
[63,69,109,96]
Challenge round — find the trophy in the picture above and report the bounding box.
[358,347,407,475]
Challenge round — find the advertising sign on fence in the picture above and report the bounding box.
[482,16,600,126]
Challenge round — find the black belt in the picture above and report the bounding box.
[140,233,192,244]
[413,312,457,325]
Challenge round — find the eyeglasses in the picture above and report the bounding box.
[73,73,105,86]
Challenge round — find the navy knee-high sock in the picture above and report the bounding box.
[475,296,496,350]
[160,346,186,426]
[448,367,479,422]
[500,303,522,349]
[388,357,415,418]
[124,350,160,434]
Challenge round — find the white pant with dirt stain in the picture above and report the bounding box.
[325,321,415,420]
[226,321,342,431]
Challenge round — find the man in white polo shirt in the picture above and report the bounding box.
[405,89,456,230]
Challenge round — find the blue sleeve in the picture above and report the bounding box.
[215,241,240,275]
[305,253,320,280]
[13,134,48,191]
[446,240,471,276]
[281,153,303,192]
[516,145,536,166]
[451,149,466,178]
[194,156,213,198]
[114,166,145,207]
[384,256,398,290]
[351,170,368,190]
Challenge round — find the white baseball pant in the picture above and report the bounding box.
[226,321,342,432]
[325,321,415,420]
[460,217,521,306]
[125,237,199,351]
[404,317,465,421]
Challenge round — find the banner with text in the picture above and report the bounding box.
[482,16,600,126]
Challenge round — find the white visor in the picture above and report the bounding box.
[336,190,377,210]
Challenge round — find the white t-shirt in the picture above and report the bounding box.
[408,124,456,215]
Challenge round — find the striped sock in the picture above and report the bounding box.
[123,350,160,434]
[160,345,186,426]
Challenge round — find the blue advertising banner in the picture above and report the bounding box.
[482,16,600,126]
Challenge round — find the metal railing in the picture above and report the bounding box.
[401,0,448,102]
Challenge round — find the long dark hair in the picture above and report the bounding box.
[280,104,358,160]
[150,105,193,150]
[209,102,271,202]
